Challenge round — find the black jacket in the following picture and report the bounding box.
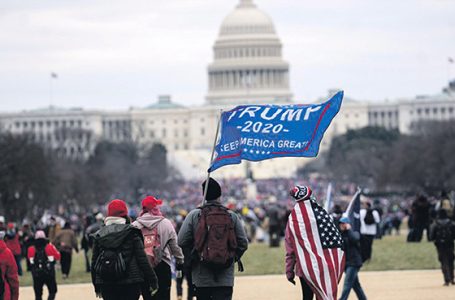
[429,218,455,246]
[91,223,158,291]
[341,229,363,268]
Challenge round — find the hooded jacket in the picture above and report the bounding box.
[91,221,158,292]
[133,212,184,267]
[0,240,19,300]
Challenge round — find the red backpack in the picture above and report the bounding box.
[141,227,162,268]
[194,205,238,269]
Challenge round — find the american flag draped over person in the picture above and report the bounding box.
[287,186,345,300]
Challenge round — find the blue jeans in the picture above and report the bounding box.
[339,266,367,300]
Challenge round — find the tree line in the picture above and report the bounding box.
[303,120,455,195]
[0,132,175,220]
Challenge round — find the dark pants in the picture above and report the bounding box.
[411,224,429,242]
[299,277,314,300]
[15,255,23,276]
[339,266,367,300]
[142,261,172,300]
[196,286,233,300]
[269,225,281,247]
[360,234,374,262]
[101,284,141,300]
[436,243,455,284]
[33,274,57,300]
[177,269,195,300]
[84,249,91,272]
[60,251,72,276]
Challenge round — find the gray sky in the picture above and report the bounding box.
[0,0,454,111]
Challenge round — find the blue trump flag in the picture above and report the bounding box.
[208,91,344,172]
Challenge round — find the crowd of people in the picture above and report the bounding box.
[0,177,454,300]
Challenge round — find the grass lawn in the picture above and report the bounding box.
[19,234,440,286]
[240,234,440,276]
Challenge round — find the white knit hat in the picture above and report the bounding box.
[35,230,46,239]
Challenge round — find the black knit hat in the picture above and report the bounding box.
[202,177,222,201]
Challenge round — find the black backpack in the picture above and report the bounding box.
[32,247,54,278]
[435,221,453,244]
[364,209,376,225]
[94,247,128,282]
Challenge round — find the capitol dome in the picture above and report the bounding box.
[206,0,293,106]
[219,0,276,36]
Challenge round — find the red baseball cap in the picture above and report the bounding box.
[142,196,163,211]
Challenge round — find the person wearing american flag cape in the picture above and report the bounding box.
[285,186,345,300]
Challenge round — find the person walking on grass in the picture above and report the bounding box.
[91,199,159,300]
[133,195,185,300]
[178,177,248,300]
[0,230,19,300]
[285,185,345,300]
[5,222,22,276]
[338,217,367,300]
[54,222,78,279]
[359,201,380,263]
[285,186,315,300]
[27,230,61,300]
[429,209,455,286]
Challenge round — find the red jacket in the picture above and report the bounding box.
[5,233,21,256]
[0,240,19,300]
[27,241,61,262]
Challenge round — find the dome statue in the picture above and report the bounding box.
[206,0,293,106]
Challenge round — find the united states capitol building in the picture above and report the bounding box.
[1,0,454,178]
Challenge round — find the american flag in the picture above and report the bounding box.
[288,199,345,300]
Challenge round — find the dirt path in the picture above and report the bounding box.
[19,269,453,300]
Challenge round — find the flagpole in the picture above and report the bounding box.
[323,182,332,212]
[202,109,223,206]
[49,75,53,107]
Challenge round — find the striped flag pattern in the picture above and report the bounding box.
[288,199,345,300]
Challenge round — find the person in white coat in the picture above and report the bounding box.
[359,201,380,262]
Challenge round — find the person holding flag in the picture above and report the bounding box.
[337,189,367,300]
[338,217,367,300]
[285,185,345,300]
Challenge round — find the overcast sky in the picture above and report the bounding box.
[0,0,454,111]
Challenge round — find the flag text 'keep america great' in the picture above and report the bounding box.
[208,91,344,172]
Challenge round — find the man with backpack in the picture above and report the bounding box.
[0,229,19,300]
[27,230,60,300]
[429,209,455,286]
[91,199,159,300]
[359,201,380,262]
[178,177,248,300]
[133,195,184,300]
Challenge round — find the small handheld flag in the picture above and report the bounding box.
[343,188,362,233]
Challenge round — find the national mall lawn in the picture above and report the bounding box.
[19,234,440,286]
